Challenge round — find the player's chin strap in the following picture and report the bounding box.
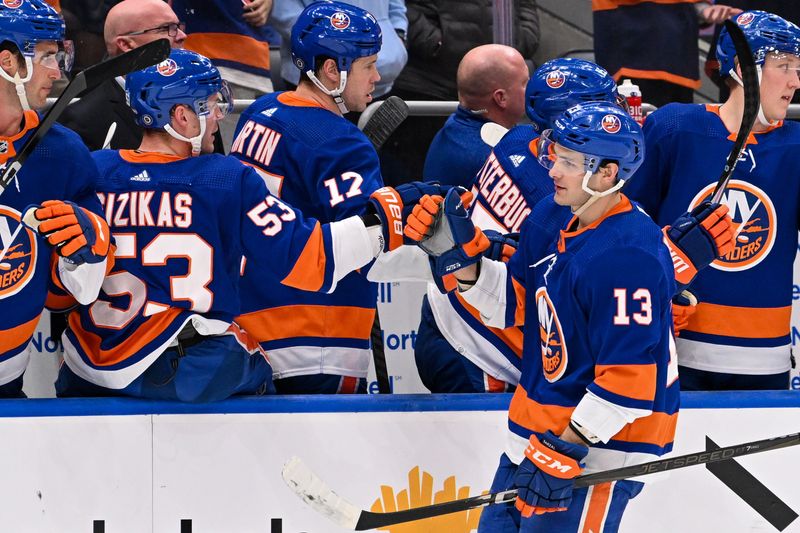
[730,66,774,127]
[306,69,349,114]
[0,56,33,111]
[164,114,206,156]
[572,170,625,217]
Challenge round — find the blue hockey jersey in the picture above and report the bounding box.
[625,103,800,375]
[62,149,373,388]
[229,91,384,379]
[0,111,106,385]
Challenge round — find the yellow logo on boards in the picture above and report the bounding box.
[370,466,484,532]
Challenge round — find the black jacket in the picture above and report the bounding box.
[393,0,540,100]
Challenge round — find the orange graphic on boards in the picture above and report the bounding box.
[370,466,484,532]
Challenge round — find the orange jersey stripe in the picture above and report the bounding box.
[68,307,183,366]
[593,0,700,11]
[0,315,41,354]
[512,277,526,326]
[281,223,327,292]
[611,67,701,90]
[594,363,657,402]
[277,91,326,108]
[185,33,270,72]
[581,483,614,533]
[454,292,523,357]
[688,302,791,339]
[236,304,375,342]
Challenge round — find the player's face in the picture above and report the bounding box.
[200,93,227,153]
[342,54,380,112]
[759,51,800,122]
[26,41,62,109]
[548,143,592,208]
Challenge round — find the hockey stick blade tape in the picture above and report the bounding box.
[282,456,361,529]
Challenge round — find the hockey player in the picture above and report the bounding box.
[0,0,110,398]
[625,10,800,390]
[408,102,678,532]
[229,2,392,394]
[55,49,434,402]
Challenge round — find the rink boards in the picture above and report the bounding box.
[0,392,798,533]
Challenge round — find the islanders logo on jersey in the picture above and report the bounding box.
[330,11,351,30]
[736,12,756,26]
[0,205,37,299]
[546,70,566,89]
[689,180,776,272]
[536,287,568,383]
[601,114,621,134]
[156,58,178,77]
[2,0,23,9]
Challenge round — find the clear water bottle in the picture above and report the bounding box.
[618,79,643,125]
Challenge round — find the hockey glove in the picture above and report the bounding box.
[664,202,733,290]
[366,182,451,252]
[24,200,110,265]
[672,289,698,337]
[405,188,489,277]
[429,230,519,293]
[514,431,588,518]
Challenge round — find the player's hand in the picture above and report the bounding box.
[406,188,489,277]
[663,202,733,289]
[700,5,742,25]
[24,200,110,265]
[672,289,697,336]
[514,431,588,518]
[242,0,271,27]
[366,181,452,252]
[430,230,518,293]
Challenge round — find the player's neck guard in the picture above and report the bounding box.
[0,56,34,111]
[164,114,206,156]
[307,69,349,114]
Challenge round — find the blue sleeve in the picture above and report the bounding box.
[624,111,672,220]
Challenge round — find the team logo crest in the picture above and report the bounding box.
[689,180,776,272]
[2,0,23,9]
[0,206,37,299]
[536,287,568,383]
[156,58,178,77]
[330,11,350,29]
[0,140,8,154]
[736,12,755,26]
[601,114,621,134]
[546,70,566,89]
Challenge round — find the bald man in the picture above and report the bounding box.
[59,0,187,151]
[423,44,529,187]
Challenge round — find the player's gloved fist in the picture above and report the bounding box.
[367,181,453,252]
[663,202,733,289]
[514,431,588,518]
[484,230,519,263]
[24,200,110,264]
[672,289,698,337]
[409,188,489,277]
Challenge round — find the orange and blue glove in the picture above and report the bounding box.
[25,200,110,265]
[672,289,698,337]
[404,187,489,277]
[664,202,733,290]
[514,431,588,518]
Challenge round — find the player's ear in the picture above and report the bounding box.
[0,49,20,77]
[600,162,619,184]
[492,88,507,109]
[320,58,340,85]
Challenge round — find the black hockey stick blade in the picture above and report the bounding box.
[710,19,759,204]
[0,38,170,196]
[283,431,800,530]
[361,96,409,151]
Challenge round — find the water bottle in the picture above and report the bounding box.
[618,79,643,125]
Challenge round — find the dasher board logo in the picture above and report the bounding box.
[536,287,568,382]
[0,205,37,298]
[689,180,776,272]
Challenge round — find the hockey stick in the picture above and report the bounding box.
[282,430,800,530]
[360,97,409,394]
[0,38,171,197]
[710,19,759,204]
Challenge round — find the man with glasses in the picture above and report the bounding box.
[59,0,187,151]
[0,0,111,397]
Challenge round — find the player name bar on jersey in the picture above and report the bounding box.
[98,191,193,228]
[230,120,283,167]
[475,152,532,233]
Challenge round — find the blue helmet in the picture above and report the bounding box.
[717,10,800,77]
[126,49,231,129]
[0,0,64,57]
[291,1,382,75]
[540,102,644,182]
[526,58,620,132]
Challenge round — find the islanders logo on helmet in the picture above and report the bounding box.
[330,11,350,30]
[736,11,756,26]
[2,0,23,9]
[536,287,568,383]
[601,113,621,133]
[0,205,37,299]
[689,180,776,272]
[156,58,178,77]
[545,70,566,89]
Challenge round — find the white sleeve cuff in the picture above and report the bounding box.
[328,216,379,291]
[458,257,509,329]
[367,245,434,282]
[58,257,107,305]
[571,391,652,444]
